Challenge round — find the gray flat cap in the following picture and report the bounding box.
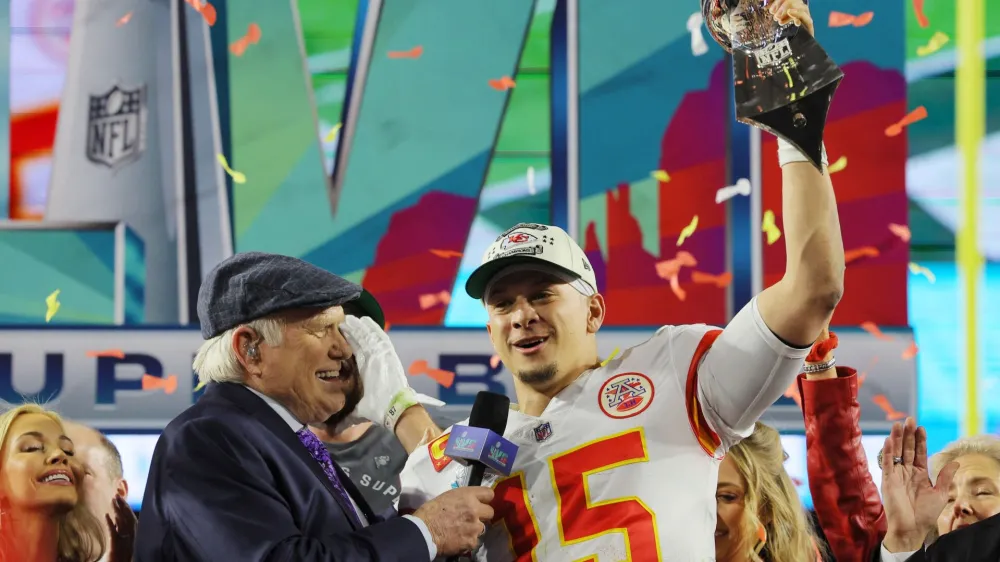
[197,251,385,338]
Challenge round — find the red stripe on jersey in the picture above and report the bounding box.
[685,329,724,458]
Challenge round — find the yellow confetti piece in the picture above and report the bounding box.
[600,347,621,367]
[677,215,698,246]
[916,31,949,57]
[908,262,936,283]
[651,170,671,182]
[45,289,61,323]
[762,210,781,245]
[194,379,208,392]
[324,123,342,143]
[828,155,847,173]
[216,153,246,184]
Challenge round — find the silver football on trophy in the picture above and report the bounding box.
[703,0,797,54]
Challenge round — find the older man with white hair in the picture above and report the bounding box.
[135,252,494,562]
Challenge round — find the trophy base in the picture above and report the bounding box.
[733,29,845,171]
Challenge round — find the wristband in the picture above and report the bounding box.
[777,137,828,168]
[384,387,420,431]
[806,330,838,363]
[803,358,836,374]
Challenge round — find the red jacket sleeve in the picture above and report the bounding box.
[798,368,887,562]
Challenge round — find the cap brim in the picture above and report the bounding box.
[464,256,582,300]
[352,289,386,328]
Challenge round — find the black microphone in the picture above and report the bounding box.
[465,391,511,487]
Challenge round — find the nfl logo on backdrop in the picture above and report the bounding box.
[599,372,655,419]
[86,84,147,169]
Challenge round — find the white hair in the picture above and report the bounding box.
[931,434,1000,481]
[192,317,286,385]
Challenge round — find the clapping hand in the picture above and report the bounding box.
[879,417,959,552]
[105,495,138,562]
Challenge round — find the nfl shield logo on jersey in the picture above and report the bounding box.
[599,372,655,419]
[532,422,553,442]
[86,84,147,169]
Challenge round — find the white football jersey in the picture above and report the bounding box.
[401,324,747,562]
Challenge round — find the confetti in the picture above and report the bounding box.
[324,123,342,143]
[687,12,709,56]
[828,155,848,173]
[908,262,936,283]
[691,271,733,288]
[184,0,217,26]
[488,76,516,91]
[912,0,929,28]
[845,246,879,264]
[600,347,621,367]
[761,210,781,245]
[872,394,907,421]
[715,178,751,204]
[408,359,456,388]
[651,170,671,183]
[676,215,698,246]
[655,251,697,280]
[216,153,246,184]
[116,12,133,27]
[916,31,949,57]
[885,106,928,137]
[527,166,536,195]
[828,11,874,28]
[901,342,918,360]
[388,45,423,59]
[229,23,262,56]
[141,374,178,395]
[889,223,912,242]
[45,290,60,323]
[194,379,207,392]
[783,382,803,409]
[489,354,502,369]
[669,275,686,301]
[383,322,392,332]
[429,249,463,258]
[86,349,125,358]
[860,321,893,341]
[419,290,451,310]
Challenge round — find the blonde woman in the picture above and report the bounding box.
[715,422,825,562]
[0,405,107,562]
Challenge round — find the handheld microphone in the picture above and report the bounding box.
[444,391,517,486]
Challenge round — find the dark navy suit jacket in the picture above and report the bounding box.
[135,382,429,562]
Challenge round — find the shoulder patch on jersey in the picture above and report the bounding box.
[427,432,453,472]
[598,372,655,419]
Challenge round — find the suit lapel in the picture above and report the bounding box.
[207,383,367,529]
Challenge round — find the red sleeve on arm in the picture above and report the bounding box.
[798,367,887,562]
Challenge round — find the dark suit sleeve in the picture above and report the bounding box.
[159,419,429,562]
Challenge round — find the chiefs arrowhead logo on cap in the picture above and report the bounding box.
[427,432,453,472]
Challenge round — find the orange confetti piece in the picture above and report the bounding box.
[828,11,874,28]
[419,290,451,310]
[912,0,929,28]
[488,76,516,91]
[901,342,918,360]
[872,394,907,421]
[388,45,423,59]
[888,223,911,242]
[845,246,880,264]
[429,249,463,258]
[784,381,803,409]
[691,271,733,288]
[408,359,456,388]
[669,275,686,301]
[383,322,391,332]
[230,23,262,56]
[857,371,867,387]
[860,321,894,341]
[116,12,133,27]
[655,251,697,281]
[86,349,125,358]
[885,106,928,137]
[141,374,178,395]
[489,355,502,369]
[185,0,217,26]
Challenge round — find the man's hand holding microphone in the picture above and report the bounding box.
[340,315,496,557]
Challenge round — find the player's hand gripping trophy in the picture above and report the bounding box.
[701,0,843,170]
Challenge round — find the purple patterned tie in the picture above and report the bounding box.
[296,428,363,526]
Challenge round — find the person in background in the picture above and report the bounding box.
[0,404,105,562]
[62,422,133,562]
[715,422,826,562]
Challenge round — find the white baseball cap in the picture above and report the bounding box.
[464,222,599,300]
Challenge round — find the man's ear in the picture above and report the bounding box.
[232,327,263,376]
[586,293,606,334]
[116,479,129,500]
